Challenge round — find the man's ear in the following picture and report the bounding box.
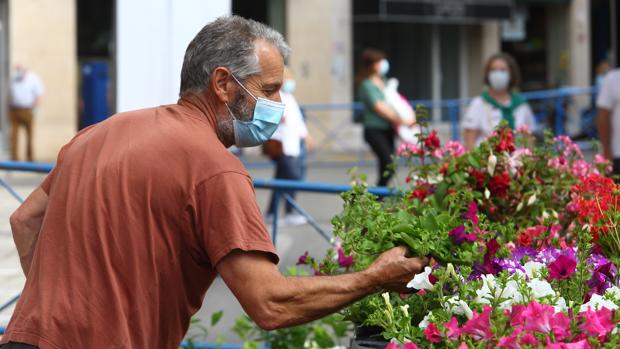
[210,67,234,103]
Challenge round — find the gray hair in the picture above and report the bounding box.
[179,15,289,96]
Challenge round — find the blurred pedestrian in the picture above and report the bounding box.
[265,67,313,226]
[462,53,534,150]
[596,67,620,177]
[357,48,412,187]
[9,64,44,161]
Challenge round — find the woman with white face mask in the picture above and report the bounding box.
[357,48,414,187]
[462,53,535,150]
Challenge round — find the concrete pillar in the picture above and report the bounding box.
[286,0,354,153]
[568,0,590,87]
[116,0,230,113]
[481,22,501,63]
[9,0,77,161]
[546,6,569,87]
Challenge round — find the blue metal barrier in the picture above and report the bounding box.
[299,85,596,160]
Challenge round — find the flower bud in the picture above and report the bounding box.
[487,153,497,176]
[527,193,537,206]
[484,188,490,199]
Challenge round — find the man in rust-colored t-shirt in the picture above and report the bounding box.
[2,16,426,349]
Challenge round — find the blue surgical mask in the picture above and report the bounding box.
[281,79,296,94]
[379,59,390,76]
[228,74,285,147]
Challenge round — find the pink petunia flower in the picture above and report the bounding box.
[402,343,420,349]
[384,343,400,349]
[423,323,442,343]
[551,311,572,341]
[443,140,466,157]
[579,307,615,338]
[519,332,539,347]
[548,255,577,280]
[461,305,493,340]
[337,248,354,268]
[497,329,521,349]
[522,301,555,333]
[445,317,461,340]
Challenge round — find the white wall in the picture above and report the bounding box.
[115,0,231,113]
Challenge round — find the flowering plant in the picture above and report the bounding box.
[297,113,620,348]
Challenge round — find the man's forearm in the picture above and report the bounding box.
[218,248,425,331]
[260,270,378,329]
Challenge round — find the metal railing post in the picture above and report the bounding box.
[449,104,459,140]
[554,89,566,136]
[270,190,281,245]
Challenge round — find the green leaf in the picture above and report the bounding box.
[467,154,480,168]
[211,310,223,327]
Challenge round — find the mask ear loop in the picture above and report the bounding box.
[230,73,258,101]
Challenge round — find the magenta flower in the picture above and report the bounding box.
[445,316,461,340]
[337,248,354,268]
[522,301,554,333]
[519,332,539,347]
[384,343,400,349]
[509,304,526,328]
[424,323,442,343]
[462,201,479,226]
[548,255,577,280]
[449,225,477,245]
[497,328,521,349]
[551,311,572,341]
[461,305,493,340]
[579,308,615,338]
[402,343,420,349]
[297,251,309,265]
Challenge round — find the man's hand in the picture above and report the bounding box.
[364,246,428,293]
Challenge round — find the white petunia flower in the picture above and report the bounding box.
[529,278,555,299]
[523,261,545,279]
[554,297,568,313]
[580,294,619,312]
[407,267,434,290]
[484,188,491,199]
[605,286,620,301]
[418,312,432,329]
[445,296,474,319]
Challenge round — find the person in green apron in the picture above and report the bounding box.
[462,53,535,150]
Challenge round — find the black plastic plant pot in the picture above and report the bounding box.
[350,325,388,349]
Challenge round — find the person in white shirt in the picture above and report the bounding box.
[597,68,620,177]
[9,64,44,161]
[462,53,535,149]
[265,68,313,226]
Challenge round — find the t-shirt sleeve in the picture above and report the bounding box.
[359,80,384,109]
[462,97,484,130]
[192,172,278,267]
[40,143,70,194]
[597,74,615,110]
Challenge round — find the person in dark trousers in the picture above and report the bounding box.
[357,48,412,187]
[1,17,427,349]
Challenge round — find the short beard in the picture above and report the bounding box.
[217,90,255,147]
